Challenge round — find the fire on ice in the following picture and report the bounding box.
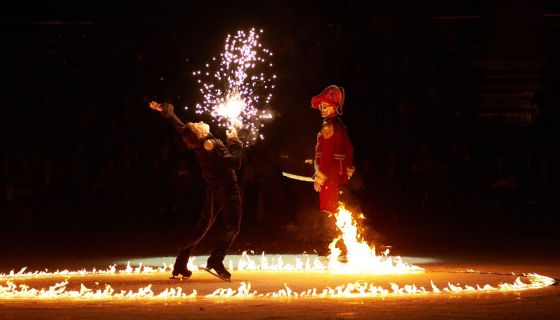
[324,203,423,274]
[2,203,556,301]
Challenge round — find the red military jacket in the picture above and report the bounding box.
[314,116,354,185]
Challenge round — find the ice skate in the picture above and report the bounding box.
[170,266,192,280]
[202,258,232,282]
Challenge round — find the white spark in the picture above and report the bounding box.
[193,28,276,145]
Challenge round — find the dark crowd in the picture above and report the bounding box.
[1,0,559,255]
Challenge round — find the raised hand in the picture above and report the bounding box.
[226,127,238,139]
[149,101,163,112]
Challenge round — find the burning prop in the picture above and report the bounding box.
[325,203,422,274]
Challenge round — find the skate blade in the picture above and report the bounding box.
[201,267,231,282]
[169,274,190,280]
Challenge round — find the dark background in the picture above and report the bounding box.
[1,0,559,264]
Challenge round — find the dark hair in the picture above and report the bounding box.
[181,123,202,148]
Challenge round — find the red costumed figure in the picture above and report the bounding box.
[311,85,355,213]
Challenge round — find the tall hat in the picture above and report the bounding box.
[311,85,345,115]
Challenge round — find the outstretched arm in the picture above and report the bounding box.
[149,101,184,133]
[221,127,243,169]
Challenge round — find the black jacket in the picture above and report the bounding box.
[194,135,242,188]
[161,103,243,188]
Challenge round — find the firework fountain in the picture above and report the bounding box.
[193,28,275,145]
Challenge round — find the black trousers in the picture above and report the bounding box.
[175,185,242,267]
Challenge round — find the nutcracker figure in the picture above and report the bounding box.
[311,85,355,214]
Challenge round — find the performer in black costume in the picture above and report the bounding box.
[149,101,243,281]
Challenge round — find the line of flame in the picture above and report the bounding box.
[0,273,554,300]
[0,262,174,280]
[0,249,419,281]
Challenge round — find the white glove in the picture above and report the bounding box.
[314,170,326,192]
[347,166,355,179]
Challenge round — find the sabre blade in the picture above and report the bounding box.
[282,172,314,182]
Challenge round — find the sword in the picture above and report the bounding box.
[282,172,314,182]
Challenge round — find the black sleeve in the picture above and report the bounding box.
[161,103,184,134]
[220,137,243,169]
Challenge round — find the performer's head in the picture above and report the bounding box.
[311,85,345,118]
[181,121,210,148]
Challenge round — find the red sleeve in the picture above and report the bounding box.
[319,126,341,180]
[314,131,322,171]
[343,127,354,171]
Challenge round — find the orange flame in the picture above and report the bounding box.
[0,273,554,300]
[326,203,423,274]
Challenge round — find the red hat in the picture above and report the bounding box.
[311,85,345,114]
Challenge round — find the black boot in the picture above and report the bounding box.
[206,256,231,280]
[171,265,192,279]
[171,250,192,279]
